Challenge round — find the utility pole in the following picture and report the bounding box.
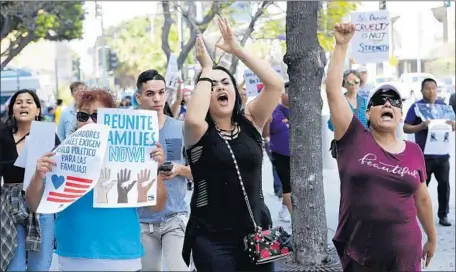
[378,0,387,75]
[432,3,449,42]
[417,11,422,73]
[95,2,108,88]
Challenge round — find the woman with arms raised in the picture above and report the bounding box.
[326,24,436,271]
[182,18,284,271]
[26,89,167,271]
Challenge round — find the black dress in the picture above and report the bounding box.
[182,121,273,271]
[0,126,60,184]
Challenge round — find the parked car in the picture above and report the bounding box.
[439,76,455,94]
[375,76,396,85]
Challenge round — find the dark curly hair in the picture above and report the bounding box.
[6,89,43,133]
[195,65,263,149]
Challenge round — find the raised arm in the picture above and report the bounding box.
[326,24,357,140]
[215,18,283,130]
[170,80,183,118]
[183,35,212,147]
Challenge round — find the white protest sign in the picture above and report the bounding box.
[165,54,179,91]
[14,137,29,168]
[424,120,452,155]
[22,121,56,190]
[95,108,159,208]
[350,11,390,64]
[37,124,110,214]
[244,65,283,97]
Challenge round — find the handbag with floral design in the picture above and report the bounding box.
[244,226,293,264]
[220,134,293,265]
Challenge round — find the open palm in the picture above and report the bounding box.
[215,17,241,54]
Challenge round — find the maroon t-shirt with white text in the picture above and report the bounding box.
[333,115,427,271]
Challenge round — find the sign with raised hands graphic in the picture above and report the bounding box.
[94,108,159,208]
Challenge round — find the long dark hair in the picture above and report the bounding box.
[6,89,43,133]
[164,102,174,117]
[195,65,263,148]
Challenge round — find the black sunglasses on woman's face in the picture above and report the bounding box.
[76,111,97,122]
[369,90,402,109]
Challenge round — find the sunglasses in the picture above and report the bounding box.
[369,90,402,108]
[345,80,360,86]
[76,111,97,122]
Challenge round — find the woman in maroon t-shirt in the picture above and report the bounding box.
[325,23,437,271]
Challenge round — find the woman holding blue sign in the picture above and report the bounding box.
[182,18,286,271]
[0,89,59,271]
[26,89,168,271]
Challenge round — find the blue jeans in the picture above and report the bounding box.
[7,213,55,271]
[272,166,283,195]
[264,142,282,194]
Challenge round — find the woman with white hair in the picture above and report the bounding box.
[325,23,436,271]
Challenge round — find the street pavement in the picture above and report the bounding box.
[49,133,455,271]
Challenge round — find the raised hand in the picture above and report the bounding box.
[215,17,242,55]
[96,167,116,203]
[136,169,155,203]
[334,23,355,45]
[35,152,56,179]
[195,34,213,69]
[116,169,136,204]
[176,79,183,102]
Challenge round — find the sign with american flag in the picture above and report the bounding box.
[46,176,93,203]
[36,123,110,214]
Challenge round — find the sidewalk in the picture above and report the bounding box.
[49,147,455,271]
[262,147,455,271]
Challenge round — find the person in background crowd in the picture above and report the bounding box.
[57,81,87,141]
[403,78,456,227]
[167,80,186,119]
[357,66,375,97]
[1,101,10,124]
[119,96,132,108]
[26,89,168,271]
[182,18,283,271]
[262,111,283,199]
[449,92,456,114]
[269,81,291,222]
[54,99,64,124]
[327,69,368,131]
[177,88,192,120]
[44,106,55,122]
[0,89,60,271]
[135,69,192,271]
[238,80,248,107]
[40,100,48,115]
[327,23,436,271]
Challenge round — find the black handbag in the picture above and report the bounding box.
[220,132,293,264]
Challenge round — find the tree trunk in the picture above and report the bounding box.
[281,1,339,270]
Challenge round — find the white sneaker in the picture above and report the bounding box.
[278,206,291,222]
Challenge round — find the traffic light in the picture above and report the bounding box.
[444,1,451,7]
[72,58,81,80]
[379,0,386,10]
[108,49,118,72]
